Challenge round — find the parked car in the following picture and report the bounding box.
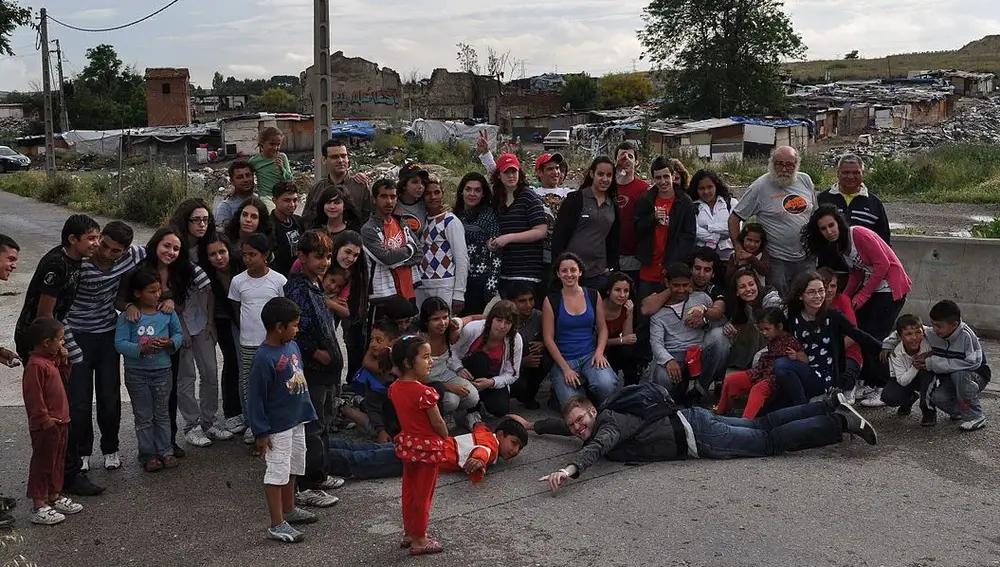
[542,130,571,151]
[0,146,30,173]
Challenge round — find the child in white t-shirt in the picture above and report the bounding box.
[228,233,287,445]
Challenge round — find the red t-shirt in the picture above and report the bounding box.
[605,305,628,338]
[382,217,415,300]
[388,379,445,464]
[639,195,675,283]
[468,336,504,376]
[830,294,864,365]
[616,178,650,256]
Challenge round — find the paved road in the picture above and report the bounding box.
[2,191,1000,567]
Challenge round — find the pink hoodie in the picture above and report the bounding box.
[844,226,912,308]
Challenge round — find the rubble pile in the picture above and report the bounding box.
[824,96,1000,163]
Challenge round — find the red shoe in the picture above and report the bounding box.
[162,455,179,469]
[144,458,163,472]
[409,538,444,556]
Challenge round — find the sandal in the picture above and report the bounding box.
[250,447,262,457]
[399,535,412,549]
[409,538,444,556]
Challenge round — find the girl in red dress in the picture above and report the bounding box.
[388,335,449,556]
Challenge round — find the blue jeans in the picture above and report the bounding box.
[123,366,174,461]
[682,400,843,459]
[930,370,986,421]
[327,439,402,479]
[550,353,620,407]
[773,358,827,406]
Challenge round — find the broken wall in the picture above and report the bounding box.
[302,51,403,120]
[405,69,500,123]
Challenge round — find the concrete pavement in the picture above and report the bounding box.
[2,191,1000,567]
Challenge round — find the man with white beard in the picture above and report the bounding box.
[728,146,816,295]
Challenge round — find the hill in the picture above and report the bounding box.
[782,34,1000,82]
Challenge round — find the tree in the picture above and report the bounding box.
[67,44,146,129]
[252,87,298,113]
[599,72,655,108]
[639,0,806,117]
[561,73,599,110]
[0,0,32,57]
[212,71,224,94]
[456,42,480,74]
[485,46,512,79]
[844,50,859,60]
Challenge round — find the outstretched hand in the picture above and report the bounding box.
[539,469,570,492]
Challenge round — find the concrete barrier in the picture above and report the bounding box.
[893,235,1000,338]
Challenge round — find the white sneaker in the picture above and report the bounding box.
[318,475,345,490]
[80,457,90,472]
[104,452,121,470]
[842,386,857,405]
[855,385,875,402]
[859,387,886,408]
[224,415,246,435]
[31,506,65,525]
[51,496,83,515]
[205,424,234,441]
[959,416,987,431]
[465,411,483,430]
[243,427,255,445]
[185,427,212,447]
[295,489,339,508]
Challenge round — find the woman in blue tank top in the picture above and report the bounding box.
[542,253,621,407]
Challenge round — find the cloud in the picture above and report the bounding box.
[226,64,269,77]
[66,8,118,20]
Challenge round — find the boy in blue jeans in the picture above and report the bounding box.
[247,297,320,543]
[882,300,990,431]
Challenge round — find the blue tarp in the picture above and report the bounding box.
[729,116,808,127]
[329,121,375,138]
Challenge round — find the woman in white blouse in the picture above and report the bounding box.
[689,169,738,260]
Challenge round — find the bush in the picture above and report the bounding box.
[38,175,75,205]
[120,166,187,226]
[798,152,834,188]
[0,171,44,198]
[972,217,1000,238]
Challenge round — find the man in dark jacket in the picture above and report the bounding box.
[817,153,891,271]
[532,387,877,492]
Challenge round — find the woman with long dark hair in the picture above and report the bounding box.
[225,196,273,246]
[311,185,361,236]
[331,230,370,384]
[801,205,912,406]
[488,154,547,299]
[723,269,783,370]
[452,300,523,417]
[202,232,245,435]
[551,156,620,290]
[418,296,479,430]
[689,169,738,260]
[454,172,500,316]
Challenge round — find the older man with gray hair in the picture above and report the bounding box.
[728,146,817,295]
[817,153,891,245]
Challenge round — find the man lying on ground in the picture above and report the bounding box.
[526,383,876,492]
[327,417,528,481]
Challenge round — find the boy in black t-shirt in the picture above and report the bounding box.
[14,214,100,360]
[270,181,304,277]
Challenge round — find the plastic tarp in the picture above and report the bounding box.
[729,116,808,128]
[410,119,499,147]
[62,130,123,155]
[330,121,376,138]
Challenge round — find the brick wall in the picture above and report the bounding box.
[145,69,191,127]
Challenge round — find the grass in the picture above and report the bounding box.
[782,35,1000,82]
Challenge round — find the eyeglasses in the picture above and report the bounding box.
[803,289,824,297]
[773,161,797,169]
[188,217,209,225]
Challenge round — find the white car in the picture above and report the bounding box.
[542,130,571,151]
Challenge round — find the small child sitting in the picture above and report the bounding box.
[22,318,84,526]
[878,314,934,425]
[715,308,800,418]
[882,300,990,431]
[341,318,402,442]
[726,222,771,284]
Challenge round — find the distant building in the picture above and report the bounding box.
[145,68,192,126]
[0,103,26,120]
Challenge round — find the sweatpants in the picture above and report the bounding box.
[239,345,259,420]
[401,462,439,539]
[716,371,774,418]
[28,424,68,501]
[176,330,220,433]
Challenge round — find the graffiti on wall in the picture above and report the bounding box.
[332,90,401,108]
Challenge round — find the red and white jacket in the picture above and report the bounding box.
[440,423,500,482]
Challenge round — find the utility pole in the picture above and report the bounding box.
[312,0,331,181]
[39,8,56,178]
[55,39,70,133]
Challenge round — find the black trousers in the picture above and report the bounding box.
[606,344,641,386]
[67,330,121,457]
[478,387,511,417]
[215,318,242,419]
[343,319,365,385]
[881,370,933,412]
[510,363,552,404]
[856,293,906,388]
[301,380,334,488]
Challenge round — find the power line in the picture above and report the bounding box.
[48,0,182,33]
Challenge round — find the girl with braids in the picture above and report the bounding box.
[451,300,523,418]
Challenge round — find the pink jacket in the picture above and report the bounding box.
[844,226,912,308]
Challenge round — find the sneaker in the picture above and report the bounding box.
[834,393,878,445]
[206,424,234,441]
[51,497,83,515]
[30,506,65,526]
[172,443,187,458]
[443,414,457,434]
[0,512,14,528]
[144,457,164,472]
[185,427,212,447]
[64,474,105,496]
[959,416,987,431]
[243,428,255,445]
[921,410,938,427]
[841,386,857,405]
[897,405,913,417]
[284,507,318,525]
[859,387,886,408]
[295,489,339,508]
[318,475,345,490]
[1,496,16,512]
[80,457,90,472]
[854,385,874,402]
[267,521,304,543]
[465,411,483,430]
[224,415,247,435]
[104,452,121,470]
[162,455,179,469]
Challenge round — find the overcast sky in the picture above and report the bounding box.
[0,0,996,92]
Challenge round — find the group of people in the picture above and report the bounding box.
[0,127,990,557]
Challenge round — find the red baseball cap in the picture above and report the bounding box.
[496,153,521,172]
[534,152,564,172]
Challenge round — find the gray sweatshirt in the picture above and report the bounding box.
[649,291,713,365]
[882,321,983,375]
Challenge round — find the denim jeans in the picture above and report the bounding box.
[769,257,816,297]
[124,366,174,461]
[550,353,620,407]
[930,370,987,420]
[651,330,730,401]
[773,358,827,406]
[66,330,121,456]
[682,400,843,459]
[327,439,402,479]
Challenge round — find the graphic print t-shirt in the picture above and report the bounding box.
[16,246,83,333]
[382,216,414,299]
